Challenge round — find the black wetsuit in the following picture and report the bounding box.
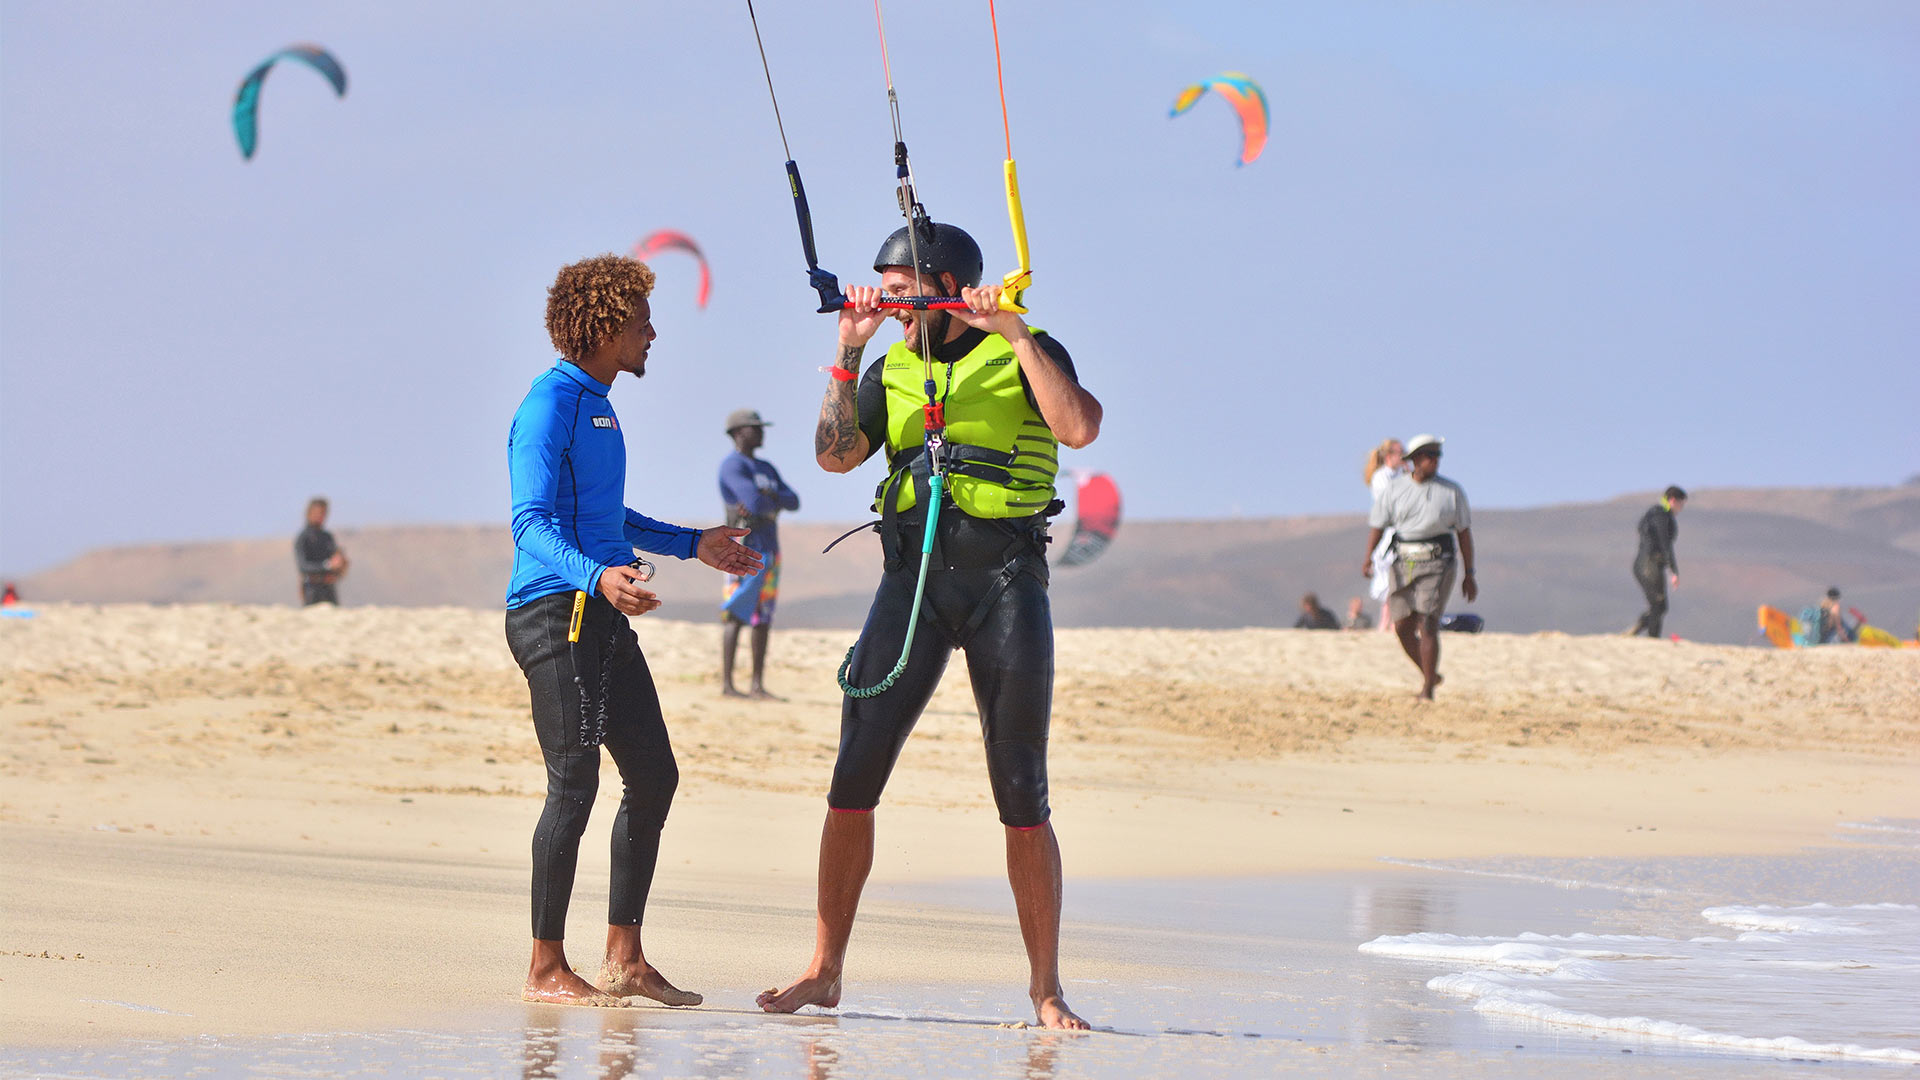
[294,524,338,606]
[506,593,675,939]
[831,328,1077,829]
[1629,503,1679,637]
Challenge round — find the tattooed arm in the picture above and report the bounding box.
[815,341,870,473]
[817,285,887,473]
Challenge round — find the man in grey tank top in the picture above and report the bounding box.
[1362,434,1477,699]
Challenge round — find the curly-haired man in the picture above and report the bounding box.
[506,254,762,1007]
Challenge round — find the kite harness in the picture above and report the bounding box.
[745,0,1035,696]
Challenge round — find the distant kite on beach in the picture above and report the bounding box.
[1169,71,1269,166]
[232,45,347,160]
[633,230,712,308]
[1057,472,1123,568]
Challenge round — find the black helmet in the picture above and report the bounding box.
[873,222,982,290]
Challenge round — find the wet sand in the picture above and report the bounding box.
[1,603,1915,1067]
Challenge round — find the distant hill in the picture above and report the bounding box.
[17,486,1920,645]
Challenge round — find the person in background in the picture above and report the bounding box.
[718,408,800,699]
[1362,434,1476,699]
[1627,485,1685,638]
[1363,438,1407,633]
[1345,596,1374,631]
[1294,592,1340,630]
[1816,587,1859,644]
[294,497,348,606]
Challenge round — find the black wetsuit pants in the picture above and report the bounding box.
[831,512,1054,828]
[506,592,678,940]
[1630,557,1668,638]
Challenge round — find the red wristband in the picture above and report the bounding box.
[824,365,857,382]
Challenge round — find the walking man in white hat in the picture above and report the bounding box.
[1361,434,1476,699]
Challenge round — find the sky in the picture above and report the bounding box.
[2,0,1915,575]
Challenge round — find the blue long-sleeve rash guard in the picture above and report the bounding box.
[506,360,701,608]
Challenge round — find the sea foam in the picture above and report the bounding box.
[1362,903,1920,1063]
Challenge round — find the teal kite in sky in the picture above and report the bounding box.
[1169,72,1269,167]
[232,45,347,160]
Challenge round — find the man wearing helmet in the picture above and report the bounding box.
[758,222,1102,1029]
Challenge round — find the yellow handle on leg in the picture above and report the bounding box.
[567,590,587,643]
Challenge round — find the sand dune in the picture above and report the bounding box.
[15,485,1920,645]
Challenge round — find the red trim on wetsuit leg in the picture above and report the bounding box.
[1008,819,1050,832]
[828,806,873,814]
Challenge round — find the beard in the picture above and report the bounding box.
[900,311,951,355]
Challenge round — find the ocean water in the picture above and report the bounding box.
[1360,818,1920,1065]
[7,822,1915,1078]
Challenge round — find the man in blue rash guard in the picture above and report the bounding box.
[507,253,762,1009]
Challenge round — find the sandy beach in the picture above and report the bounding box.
[2,603,1916,1072]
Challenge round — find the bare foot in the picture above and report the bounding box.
[757,971,842,1013]
[721,685,748,699]
[601,961,702,1006]
[524,968,627,1007]
[1034,993,1090,1030]
[749,687,785,702]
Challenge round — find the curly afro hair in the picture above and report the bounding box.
[545,254,655,362]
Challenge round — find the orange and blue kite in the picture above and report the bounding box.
[1169,72,1268,167]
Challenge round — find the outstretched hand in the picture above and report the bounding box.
[698,527,763,576]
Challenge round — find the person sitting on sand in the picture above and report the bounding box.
[504,254,761,1008]
[1816,587,1859,644]
[294,497,348,606]
[1345,596,1374,631]
[1294,592,1340,630]
[717,408,799,699]
[757,221,1102,1030]
[1362,434,1477,699]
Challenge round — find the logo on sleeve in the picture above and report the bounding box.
[591,416,618,430]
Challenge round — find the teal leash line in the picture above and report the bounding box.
[838,473,944,698]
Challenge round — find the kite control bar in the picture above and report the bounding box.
[846,296,968,311]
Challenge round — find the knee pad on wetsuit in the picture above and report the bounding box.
[985,739,1050,828]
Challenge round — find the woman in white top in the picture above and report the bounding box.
[1365,438,1406,500]
[1364,439,1406,632]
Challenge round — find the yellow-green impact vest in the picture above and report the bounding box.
[876,329,1058,518]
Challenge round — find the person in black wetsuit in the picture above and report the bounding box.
[294,497,347,605]
[1628,485,1686,638]
[757,223,1102,1030]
